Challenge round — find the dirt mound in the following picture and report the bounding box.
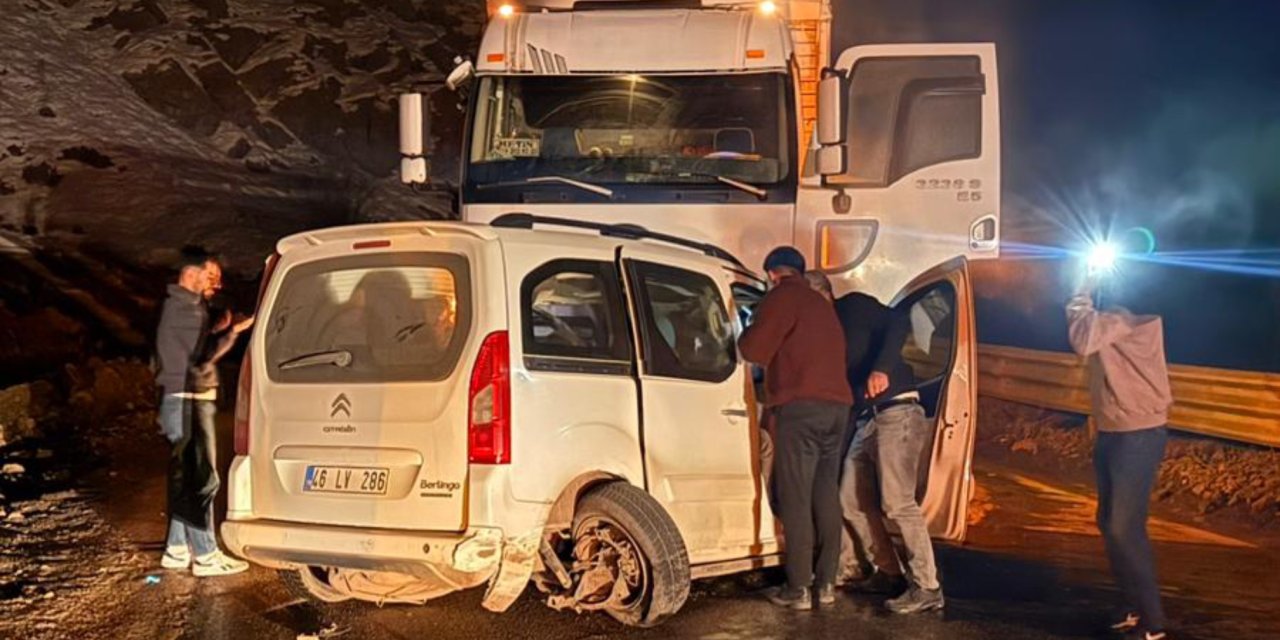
[65,358,157,424]
[979,397,1280,529]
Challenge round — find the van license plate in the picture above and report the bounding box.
[303,466,389,495]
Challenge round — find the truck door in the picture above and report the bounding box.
[619,247,759,565]
[799,44,1000,302]
[887,257,978,542]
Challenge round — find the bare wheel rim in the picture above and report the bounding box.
[571,514,652,615]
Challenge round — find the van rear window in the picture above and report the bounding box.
[264,253,471,383]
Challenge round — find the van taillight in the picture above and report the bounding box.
[233,353,252,455]
[234,252,279,457]
[468,331,511,464]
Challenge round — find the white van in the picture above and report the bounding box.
[222,215,978,627]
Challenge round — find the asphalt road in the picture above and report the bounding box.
[15,413,1280,640]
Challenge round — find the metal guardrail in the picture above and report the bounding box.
[978,344,1280,448]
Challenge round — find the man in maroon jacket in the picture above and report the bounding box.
[740,246,852,611]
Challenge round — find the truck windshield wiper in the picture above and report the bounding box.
[477,175,614,198]
[672,171,767,199]
[627,169,768,200]
[279,350,353,371]
[708,175,767,199]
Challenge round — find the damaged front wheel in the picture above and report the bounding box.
[557,482,690,627]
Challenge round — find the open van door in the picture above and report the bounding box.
[889,258,978,542]
[800,44,1000,303]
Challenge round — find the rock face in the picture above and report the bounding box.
[0,0,484,273]
[0,381,55,448]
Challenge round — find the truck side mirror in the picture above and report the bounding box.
[445,57,475,91]
[816,71,846,176]
[399,93,429,185]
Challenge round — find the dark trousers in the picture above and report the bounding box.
[166,398,220,529]
[773,400,851,590]
[1095,427,1168,631]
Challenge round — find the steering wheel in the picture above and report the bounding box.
[702,151,750,160]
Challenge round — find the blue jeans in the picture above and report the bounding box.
[1095,427,1168,631]
[159,395,220,556]
[166,514,217,556]
[839,403,940,590]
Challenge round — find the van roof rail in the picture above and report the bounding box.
[490,213,747,269]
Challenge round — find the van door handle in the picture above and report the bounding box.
[721,408,749,418]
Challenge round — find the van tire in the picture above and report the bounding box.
[573,482,690,627]
[279,567,350,605]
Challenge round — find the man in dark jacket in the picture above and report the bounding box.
[739,247,852,610]
[835,291,944,614]
[155,250,253,577]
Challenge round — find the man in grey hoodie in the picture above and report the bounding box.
[1066,279,1173,640]
[155,250,254,577]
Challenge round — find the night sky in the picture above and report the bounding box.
[835,0,1280,371]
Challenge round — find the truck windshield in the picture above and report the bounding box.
[467,73,792,195]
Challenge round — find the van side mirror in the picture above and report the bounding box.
[445,57,475,91]
[816,71,846,176]
[399,93,429,185]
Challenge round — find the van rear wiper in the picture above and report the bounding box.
[477,175,614,198]
[279,350,353,371]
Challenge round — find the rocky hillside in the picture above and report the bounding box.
[0,0,483,273]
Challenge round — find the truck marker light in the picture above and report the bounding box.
[746,49,766,59]
[759,1,777,15]
[498,3,514,17]
[487,53,505,63]
[353,240,391,250]
[820,225,832,269]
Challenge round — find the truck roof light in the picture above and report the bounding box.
[486,52,505,63]
[746,49,766,59]
[498,3,515,17]
[759,1,777,15]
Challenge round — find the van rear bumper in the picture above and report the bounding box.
[221,519,505,581]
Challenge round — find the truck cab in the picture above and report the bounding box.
[401,0,1000,302]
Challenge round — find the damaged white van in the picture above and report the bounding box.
[222,215,978,627]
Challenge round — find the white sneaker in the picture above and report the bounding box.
[161,547,191,570]
[192,551,250,577]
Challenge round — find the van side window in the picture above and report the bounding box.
[899,283,957,416]
[521,260,631,374]
[630,262,736,383]
[730,282,765,337]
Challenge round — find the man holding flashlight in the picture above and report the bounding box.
[1067,272,1173,640]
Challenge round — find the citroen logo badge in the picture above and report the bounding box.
[330,393,351,418]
